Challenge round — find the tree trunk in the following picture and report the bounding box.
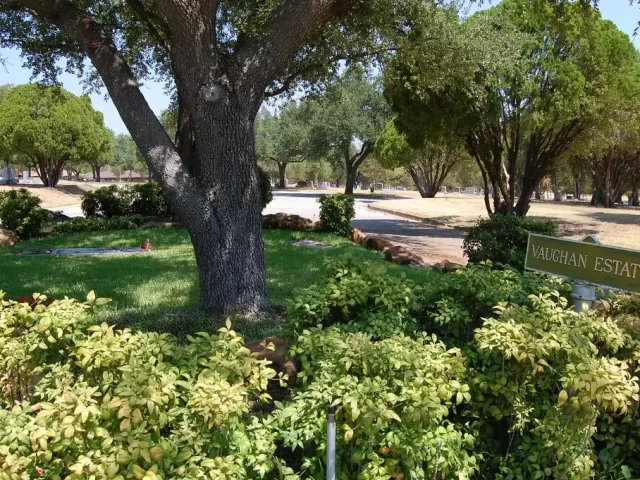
[94,165,102,182]
[34,158,65,187]
[277,162,287,189]
[573,174,582,200]
[534,182,541,200]
[514,178,536,216]
[174,108,268,314]
[632,179,639,207]
[345,165,358,195]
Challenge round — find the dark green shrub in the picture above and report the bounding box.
[288,258,417,338]
[416,261,569,344]
[126,181,170,217]
[258,166,273,209]
[318,194,355,236]
[82,183,170,219]
[463,214,556,270]
[51,216,142,235]
[81,185,128,218]
[0,188,52,238]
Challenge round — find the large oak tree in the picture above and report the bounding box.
[1,0,433,313]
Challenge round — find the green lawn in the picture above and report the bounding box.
[0,228,439,338]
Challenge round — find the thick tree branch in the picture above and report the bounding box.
[154,0,220,99]
[235,0,358,95]
[17,0,197,214]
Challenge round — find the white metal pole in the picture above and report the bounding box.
[326,405,336,480]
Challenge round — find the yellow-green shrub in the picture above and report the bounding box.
[0,293,280,480]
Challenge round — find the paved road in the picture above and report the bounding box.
[51,190,466,264]
[266,191,466,264]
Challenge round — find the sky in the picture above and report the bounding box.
[1,0,639,134]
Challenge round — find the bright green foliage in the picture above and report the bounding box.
[0,188,52,238]
[417,262,570,344]
[0,294,281,480]
[317,194,355,237]
[280,326,476,480]
[51,216,145,236]
[0,84,112,188]
[463,215,557,271]
[287,258,417,338]
[81,183,169,219]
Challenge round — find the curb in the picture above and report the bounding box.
[367,204,471,233]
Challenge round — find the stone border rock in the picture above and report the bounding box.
[349,227,463,272]
[0,228,18,248]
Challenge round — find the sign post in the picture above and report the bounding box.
[525,234,640,311]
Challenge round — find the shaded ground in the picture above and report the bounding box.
[0,228,439,309]
[371,196,640,250]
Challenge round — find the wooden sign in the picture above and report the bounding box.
[525,234,640,293]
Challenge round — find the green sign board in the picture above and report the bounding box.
[525,234,640,293]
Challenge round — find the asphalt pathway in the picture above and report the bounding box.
[265,191,466,264]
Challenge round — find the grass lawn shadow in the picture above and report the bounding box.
[1,227,440,337]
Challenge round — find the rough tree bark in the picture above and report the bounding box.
[17,0,360,314]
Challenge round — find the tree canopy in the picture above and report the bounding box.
[385,0,640,215]
[300,69,391,194]
[0,84,112,187]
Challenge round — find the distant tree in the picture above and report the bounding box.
[65,160,86,180]
[255,104,308,189]
[303,70,391,194]
[0,84,113,187]
[358,155,410,190]
[112,134,144,180]
[375,119,470,198]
